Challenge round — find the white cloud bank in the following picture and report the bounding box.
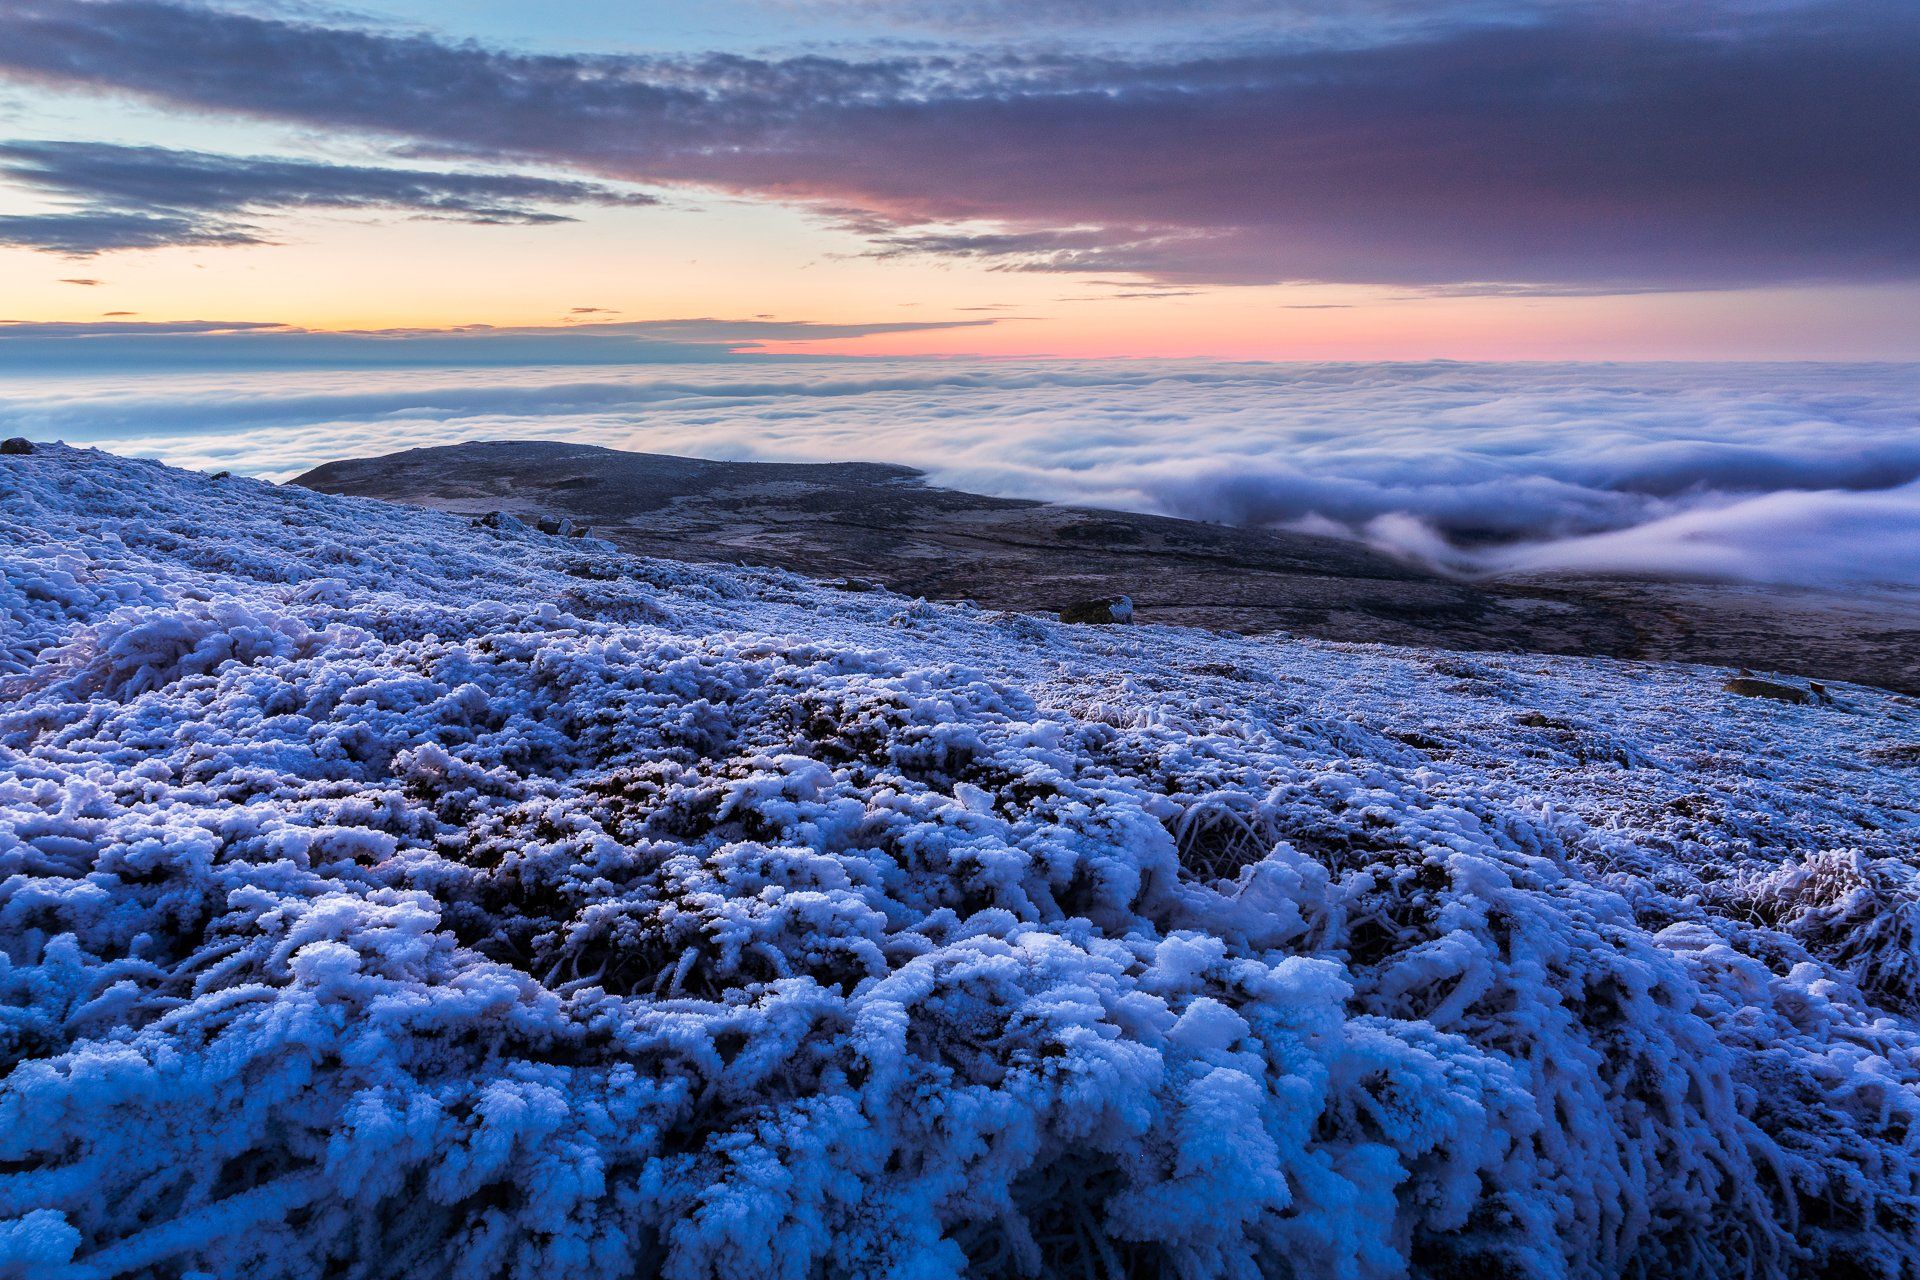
[1487,484,1920,585]
[10,358,1920,589]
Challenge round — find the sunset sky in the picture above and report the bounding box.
[1,0,1916,361]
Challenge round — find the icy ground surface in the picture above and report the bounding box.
[3,443,1920,1280]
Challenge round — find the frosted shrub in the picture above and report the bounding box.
[1740,850,1920,1015]
[2,446,1918,1279]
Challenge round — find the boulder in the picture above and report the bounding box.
[1056,518,1144,546]
[1723,676,1812,705]
[1059,595,1135,625]
[0,437,32,455]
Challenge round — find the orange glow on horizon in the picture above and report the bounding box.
[5,203,1918,364]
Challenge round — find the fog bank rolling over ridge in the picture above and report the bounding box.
[8,357,1920,592]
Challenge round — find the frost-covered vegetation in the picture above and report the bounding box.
[3,444,1919,1280]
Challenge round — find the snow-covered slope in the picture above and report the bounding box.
[3,443,1918,1280]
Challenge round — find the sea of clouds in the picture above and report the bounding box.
[6,359,1918,589]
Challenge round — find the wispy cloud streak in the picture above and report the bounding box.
[0,140,657,253]
[0,316,999,367]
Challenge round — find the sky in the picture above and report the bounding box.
[1,0,1917,360]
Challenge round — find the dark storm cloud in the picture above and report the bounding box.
[0,0,1915,289]
[0,139,657,254]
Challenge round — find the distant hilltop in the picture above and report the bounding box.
[298,439,1920,692]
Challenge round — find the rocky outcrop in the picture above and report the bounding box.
[1723,676,1814,704]
[1059,595,1135,625]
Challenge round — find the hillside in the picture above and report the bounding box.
[296,441,1920,692]
[5,442,1920,1279]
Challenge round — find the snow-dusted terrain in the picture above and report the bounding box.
[3,443,1919,1280]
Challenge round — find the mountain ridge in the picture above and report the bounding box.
[296,439,1920,691]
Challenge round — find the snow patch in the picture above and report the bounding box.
[2,443,1918,1279]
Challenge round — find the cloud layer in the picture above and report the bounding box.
[0,140,656,253]
[0,0,1915,289]
[0,316,996,367]
[12,356,1920,590]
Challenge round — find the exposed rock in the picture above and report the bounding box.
[1869,743,1920,765]
[1060,595,1135,625]
[0,437,33,455]
[1723,676,1813,705]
